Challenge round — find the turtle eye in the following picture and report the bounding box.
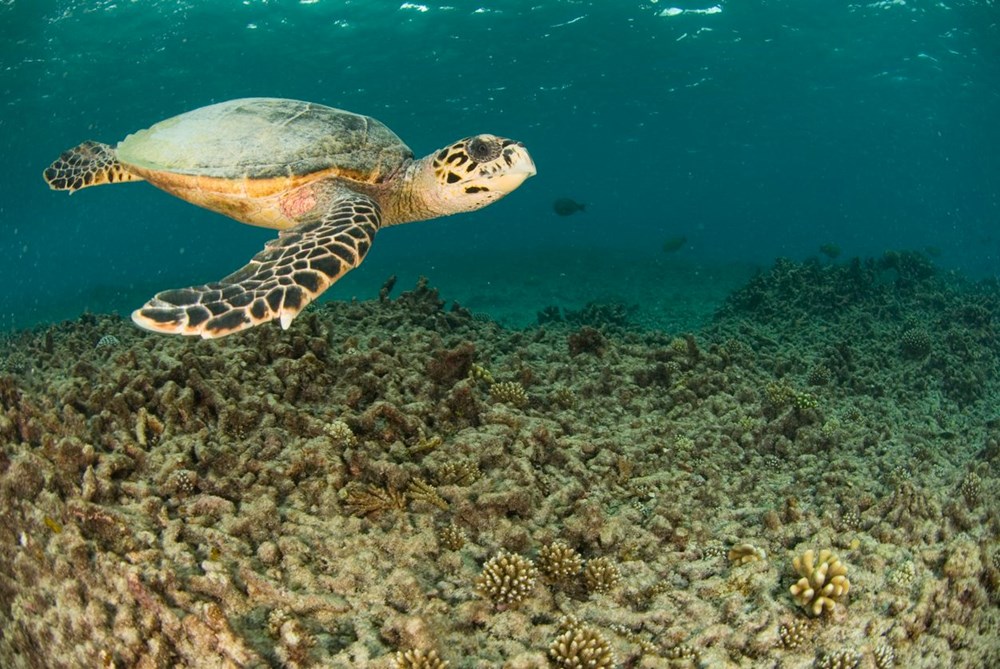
[467,136,497,162]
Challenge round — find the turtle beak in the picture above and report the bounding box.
[510,142,536,178]
[492,142,536,192]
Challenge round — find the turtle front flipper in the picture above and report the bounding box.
[132,191,381,338]
[43,141,144,193]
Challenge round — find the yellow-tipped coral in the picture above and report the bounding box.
[391,648,449,669]
[475,551,538,608]
[583,556,622,595]
[537,540,583,583]
[789,548,850,616]
[548,625,615,669]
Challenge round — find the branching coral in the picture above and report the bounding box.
[789,549,850,616]
[434,460,481,486]
[816,649,860,669]
[537,540,583,583]
[324,419,356,446]
[778,619,811,649]
[475,551,538,608]
[489,381,528,407]
[343,483,407,517]
[873,641,896,669]
[407,478,448,510]
[583,556,622,595]
[437,525,465,551]
[728,543,766,565]
[548,625,615,669]
[391,648,449,669]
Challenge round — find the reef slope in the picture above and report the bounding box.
[0,257,997,668]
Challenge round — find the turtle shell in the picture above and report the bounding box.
[117,98,412,184]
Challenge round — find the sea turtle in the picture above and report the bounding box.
[44,98,536,338]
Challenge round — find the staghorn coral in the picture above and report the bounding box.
[537,540,583,583]
[548,625,615,669]
[343,483,407,517]
[583,556,622,595]
[789,549,851,616]
[407,478,449,511]
[475,551,538,608]
[434,459,481,486]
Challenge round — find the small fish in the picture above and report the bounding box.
[819,243,841,259]
[662,235,687,253]
[553,198,585,216]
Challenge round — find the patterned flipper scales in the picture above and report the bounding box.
[43,141,143,192]
[132,191,380,338]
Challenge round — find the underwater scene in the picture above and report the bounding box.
[1,1,998,667]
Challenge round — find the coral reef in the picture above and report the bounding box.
[789,549,851,616]
[0,258,997,667]
[729,543,767,565]
[489,380,528,407]
[475,551,538,608]
[537,540,584,583]
[583,556,622,595]
[548,625,615,669]
[816,649,860,669]
[391,648,449,669]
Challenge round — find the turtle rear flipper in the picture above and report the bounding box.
[132,188,381,339]
[43,141,144,193]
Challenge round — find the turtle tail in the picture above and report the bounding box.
[43,141,143,193]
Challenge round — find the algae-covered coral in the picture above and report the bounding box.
[0,257,998,667]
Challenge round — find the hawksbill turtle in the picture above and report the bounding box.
[43,98,536,338]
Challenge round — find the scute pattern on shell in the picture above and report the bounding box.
[117,98,413,181]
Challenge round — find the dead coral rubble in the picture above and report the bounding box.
[0,261,997,668]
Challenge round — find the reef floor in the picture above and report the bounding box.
[0,254,998,668]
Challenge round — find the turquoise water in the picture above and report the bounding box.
[2,0,998,332]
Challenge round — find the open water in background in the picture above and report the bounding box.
[1,1,998,332]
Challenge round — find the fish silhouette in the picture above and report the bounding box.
[662,236,687,253]
[553,198,585,216]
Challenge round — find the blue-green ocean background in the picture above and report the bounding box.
[2,0,998,332]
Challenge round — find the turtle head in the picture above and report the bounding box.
[414,134,535,218]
